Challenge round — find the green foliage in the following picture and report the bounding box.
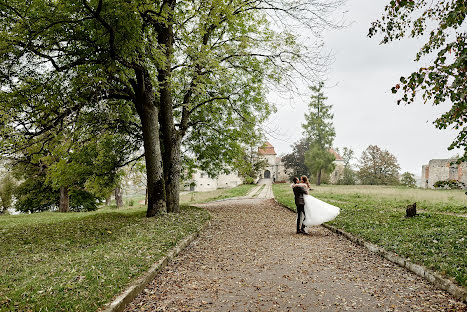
[336,147,356,185]
[282,138,312,181]
[433,179,466,189]
[0,0,344,213]
[0,205,209,311]
[302,82,336,148]
[337,167,357,185]
[13,171,99,213]
[301,82,336,185]
[358,145,400,185]
[0,173,16,212]
[400,172,417,187]
[369,0,467,162]
[234,143,268,184]
[305,144,336,182]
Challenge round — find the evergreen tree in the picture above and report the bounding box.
[302,82,336,185]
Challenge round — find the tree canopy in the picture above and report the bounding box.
[369,0,466,161]
[282,138,312,181]
[0,0,344,215]
[358,145,401,185]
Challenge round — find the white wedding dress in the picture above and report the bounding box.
[302,194,340,226]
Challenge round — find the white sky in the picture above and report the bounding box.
[264,0,461,176]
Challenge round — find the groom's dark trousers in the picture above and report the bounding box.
[293,185,307,233]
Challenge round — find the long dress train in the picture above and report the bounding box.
[302,194,340,226]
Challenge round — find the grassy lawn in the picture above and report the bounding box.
[272,184,467,287]
[0,204,210,311]
[180,184,256,204]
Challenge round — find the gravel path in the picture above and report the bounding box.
[125,198,466,311]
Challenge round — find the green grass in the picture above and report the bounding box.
[272,184,467,287]
[0,204,210,311]
[180,184,256,204]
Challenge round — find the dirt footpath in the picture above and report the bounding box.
[125,198,466,311]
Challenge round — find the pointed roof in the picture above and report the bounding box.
[258,142,277,155]
[329,148,343,161]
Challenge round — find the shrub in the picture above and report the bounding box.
[400,172,416,188]
[433,180,466,190]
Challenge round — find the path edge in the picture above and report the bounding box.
[273,199,467,303]
[100,219,211,312]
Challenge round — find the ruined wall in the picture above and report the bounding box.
[421,159,467,189]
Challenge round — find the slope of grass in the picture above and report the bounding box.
[0,204,210,311]
[272,184,467,286]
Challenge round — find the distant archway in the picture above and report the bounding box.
[264,170,271,179]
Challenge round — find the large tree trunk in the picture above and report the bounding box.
[316,169,322,186]
[144,187,148,206]
[135,71,167,217]
[157,4,180,213]
[59,186,69,212]
[114,186,123,208]
[160,135,181,213]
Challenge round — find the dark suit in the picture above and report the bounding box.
[293,185,307,233]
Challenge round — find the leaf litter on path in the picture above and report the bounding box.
[125,198,466,311]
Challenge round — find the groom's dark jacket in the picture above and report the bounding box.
[293,185,307,205]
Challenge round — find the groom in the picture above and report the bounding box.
[292,177,308,234]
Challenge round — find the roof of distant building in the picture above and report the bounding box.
[329,148,343,161]
[258,142,277,155]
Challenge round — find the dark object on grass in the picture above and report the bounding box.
[406,202,417,218]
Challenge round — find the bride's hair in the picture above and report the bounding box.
[301,176,310,189]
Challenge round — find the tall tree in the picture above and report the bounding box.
[234,142,268,184]
[358,145,401,185]
[369,0,466,162]
[282,138,312,181]
[304,143,335,185]
[0,0,344,216]
[302,82,336,185]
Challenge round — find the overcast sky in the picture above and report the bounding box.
[264,0,461,176]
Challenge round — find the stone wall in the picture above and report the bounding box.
[183,170,242,192]
[421,159,467,188]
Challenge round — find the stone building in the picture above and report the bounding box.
[183,170,243,192]
[421,159,467,189]
[258,142,288,182]
[183,142,346,191]
[329,149,345,184]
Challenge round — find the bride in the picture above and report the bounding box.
[293,176,340,227]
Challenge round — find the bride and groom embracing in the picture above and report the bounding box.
[292,176,340,234]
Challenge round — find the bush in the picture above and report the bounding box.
[433,180,466,190]
[128,199,135,206]
[14,176,99,213]
[337,168,356,185]
[242,176,255,184]
[400,172,416,188]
